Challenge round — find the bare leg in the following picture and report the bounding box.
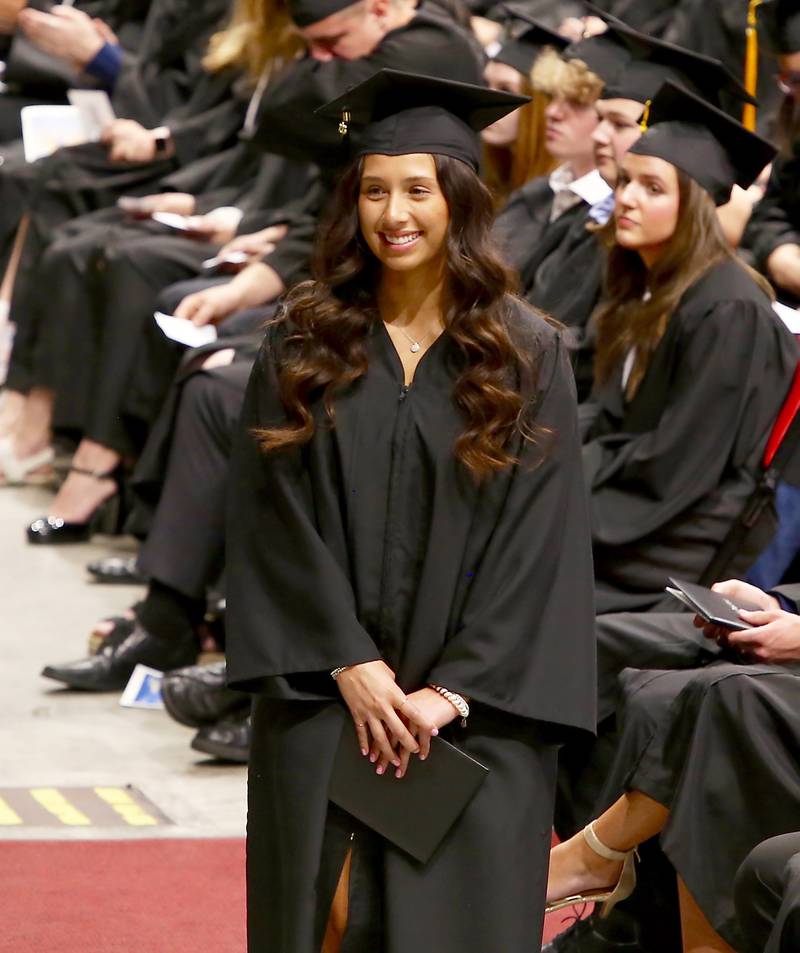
[48,439,120,523]
[0,389,26,437]
[9,386,54,458]
[678,877,737,953]
[321,850,351,953]
[0,214,29,304]
[547,791,669,903]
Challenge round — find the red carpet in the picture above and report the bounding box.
[2,838,246,953]
[2,837,582,951]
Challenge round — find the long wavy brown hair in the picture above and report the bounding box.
[256,154,542,479]
[594,169,773,398]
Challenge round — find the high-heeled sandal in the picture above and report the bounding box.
[27,463,125,544]
[0,436,55,486]
[546,821,639,918]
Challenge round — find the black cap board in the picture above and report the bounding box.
[315,69,530,171]
[491,8,569,78]
[288,0,354,28]
[629,81,777,205]
[563,30,631,86]
[583,4,756,107]
[759,0,800,54]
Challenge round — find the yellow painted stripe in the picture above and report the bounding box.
[95,787,158,826]
[0,796,22,825]
[30,788,91,826]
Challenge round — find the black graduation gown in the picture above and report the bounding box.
[585,259,799,615]
[226,302,597,952]
[526,211,606,402]
[492,176,555,279]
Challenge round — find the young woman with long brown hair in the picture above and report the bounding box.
[584,81,798,617]
[481,13,569,208]
[225,70,596,952]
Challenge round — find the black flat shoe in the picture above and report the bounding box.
[162,660,250,728]
[41,622,197,692]
[27,463,124,545]
[87,554,148,585]
[191,713,251,763]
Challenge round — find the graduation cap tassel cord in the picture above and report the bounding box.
[639,100,651,134]
[743,0,765,131]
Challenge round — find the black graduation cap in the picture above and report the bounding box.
[629,81,777,205]
[315,69,530,171]
[758,0,800,54]
[288,0,354,28]
[563,30,631,87]
[490,7,570,78]
[583,5,756,108]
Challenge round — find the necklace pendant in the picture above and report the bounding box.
[409,341,421,353]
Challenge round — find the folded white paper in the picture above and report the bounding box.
[154,311,218,348]
[67,89,116,140]
[773,301,800,334]
[21,105,86,162]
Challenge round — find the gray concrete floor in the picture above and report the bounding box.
[1,483,247,840]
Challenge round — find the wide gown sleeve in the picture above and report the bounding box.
[225,335,383,692]
[584,301,786,547]
[426,333,597,736]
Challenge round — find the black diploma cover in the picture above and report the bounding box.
[329,719,489,863]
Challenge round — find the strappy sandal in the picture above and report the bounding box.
[27,463,124,544]
[0,436,55,486]
[546,822,639,918]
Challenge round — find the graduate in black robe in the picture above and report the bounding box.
[580,83,797,616]
[226,71,596,952]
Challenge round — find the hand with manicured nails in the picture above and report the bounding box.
[334,661,436,775]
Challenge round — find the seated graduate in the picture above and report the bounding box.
[527,7,760,401]
[736,830,800,953]
[225,69,596,952]
[492,31,620,281]
[546,572,800,953]
[0,0,485,540]
[744,1,800,306]
[480,9,569,206]
[584,81,798,617]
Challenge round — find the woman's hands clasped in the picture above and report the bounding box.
[335,662,458,778]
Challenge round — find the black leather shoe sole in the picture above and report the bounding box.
[190,731,250,763]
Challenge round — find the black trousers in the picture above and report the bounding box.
[736,833,800,953]
[136,359,252,599]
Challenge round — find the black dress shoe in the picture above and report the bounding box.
[162,660,250,728]
[87,555,148,585]
[41,623,197,692]
[543,910,646,953]
[191,713,251,763]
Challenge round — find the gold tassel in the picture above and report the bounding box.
[743,0,764,132]
[639,99,651,134]
[338,109,351,136]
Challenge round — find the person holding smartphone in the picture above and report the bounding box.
[226,70,596,952]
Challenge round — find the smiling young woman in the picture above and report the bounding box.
[225,70,597,953]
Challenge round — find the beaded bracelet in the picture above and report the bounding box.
[331,666,350,680]
[429,684,469,726]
